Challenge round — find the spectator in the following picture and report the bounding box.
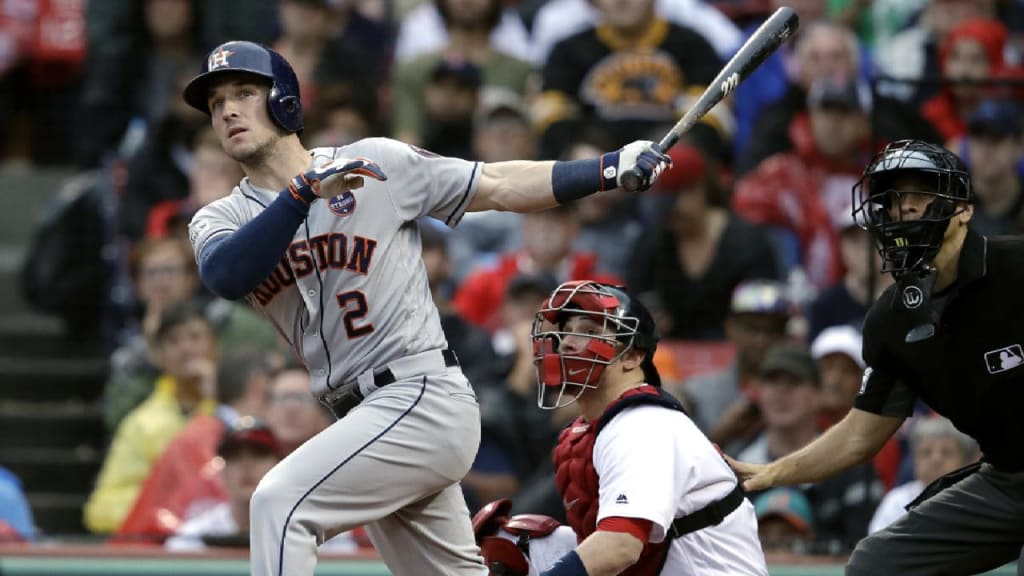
[164,419,283,551]
[867,417,979,534]
[753,487,814,554]
[534,0,724,158]
[118,66,207,243]
[453,204,617,332]
[272,0,372,119]
[810,324,903,490]
[734,76,874,290]
[739,342,883,553]
[105,237,201,432]
[115,348,275,543]
[562,134,645,281]
[442,89,535,282]
[104,237,278,432]
[921,18,1019,143]
[308,90,379,149]
[826,0,925,49]
[266,366,334,456]
[962,99,1024,236]
[408,57,483,159]
[806,211,892,341]
[144,126,244,242]
[677,279,792,454]
[529,0,742,67]
[0,466,35,541]
[419,222,503,392]
[393,0,532,63]
[85,302,220,534]
[391,0,533,151]
[874,0,993,104]
[736,20,939,176]
[629,143,780,340]
[76,0,203,167]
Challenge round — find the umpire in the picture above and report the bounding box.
[729,139,1024,576]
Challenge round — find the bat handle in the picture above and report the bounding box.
[619,133,681,193]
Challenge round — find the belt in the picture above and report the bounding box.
[320,349,461,410]
[364,348,460,395]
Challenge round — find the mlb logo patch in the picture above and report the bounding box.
[984,344,1024,374]
[327,191,357,217]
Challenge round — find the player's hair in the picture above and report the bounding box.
[216,347,274,406]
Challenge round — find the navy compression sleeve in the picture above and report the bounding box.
[197,191,310,300]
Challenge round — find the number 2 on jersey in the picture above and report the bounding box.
[336,290,374,338]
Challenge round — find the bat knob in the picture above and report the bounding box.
[620,169,644,193]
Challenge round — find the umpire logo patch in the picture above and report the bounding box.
[984,344,1024,374]
[327,191,356,217]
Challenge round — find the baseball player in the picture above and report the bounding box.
[181,41,671,576]
[474,281,767,576]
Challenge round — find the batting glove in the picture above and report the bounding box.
[288,157,388,205]
[600,140,673,192]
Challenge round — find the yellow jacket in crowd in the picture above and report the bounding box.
[83,376,215,533]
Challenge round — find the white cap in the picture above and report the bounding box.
[810,324,865,369]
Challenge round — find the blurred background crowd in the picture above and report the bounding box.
[0,0,1022,563]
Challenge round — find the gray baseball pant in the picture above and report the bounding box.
[249,356,487,576]
[846,463,1024,576]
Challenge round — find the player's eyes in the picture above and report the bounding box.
[210,97,224,111]
[239,88,255,98]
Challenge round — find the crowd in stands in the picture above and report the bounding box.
[3,0,1024,563]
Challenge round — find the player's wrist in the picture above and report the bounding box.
[550,155,619,204]
[287,172,320,205]
[540,549,588,576]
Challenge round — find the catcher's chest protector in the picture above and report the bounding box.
[552,386,685,575]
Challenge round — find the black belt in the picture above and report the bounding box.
[360,349,460,397]
[668,484,745,539]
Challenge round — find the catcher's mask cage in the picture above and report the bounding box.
[531,281,658,410]
[851,139,973,279]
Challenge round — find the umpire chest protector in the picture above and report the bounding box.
[553,385,741,575]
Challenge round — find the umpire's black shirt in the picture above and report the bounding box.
[855,229,1024,472]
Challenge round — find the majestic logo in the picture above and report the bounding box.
[984,344,1024,374]
[327,191,357,217]
[720,72,740,96]
[208,46,233,71]
[615,493,629,504]
[902,285,924,309]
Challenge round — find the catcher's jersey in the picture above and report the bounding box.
[189,137,481,396]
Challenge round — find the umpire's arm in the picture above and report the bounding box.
[728,408,904,492]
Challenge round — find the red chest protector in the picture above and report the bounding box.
[552,385,686,575]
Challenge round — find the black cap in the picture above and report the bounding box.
[807,77,868,112]
[431,57,482,89]
[967,99,1022,138]
[760,343,819,383]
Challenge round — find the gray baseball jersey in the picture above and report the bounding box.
[188,137,480,396]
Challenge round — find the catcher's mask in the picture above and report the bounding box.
[531,281,659,410]
[851,139,973,280]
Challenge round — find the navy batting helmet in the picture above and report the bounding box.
[183,41,303,134]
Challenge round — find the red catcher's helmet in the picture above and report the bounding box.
[531,281,660,409]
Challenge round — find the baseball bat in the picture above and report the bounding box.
[620,6,800,192]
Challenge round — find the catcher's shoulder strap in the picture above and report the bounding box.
[667,484,745,539]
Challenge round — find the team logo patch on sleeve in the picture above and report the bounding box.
[327,191,357,217]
